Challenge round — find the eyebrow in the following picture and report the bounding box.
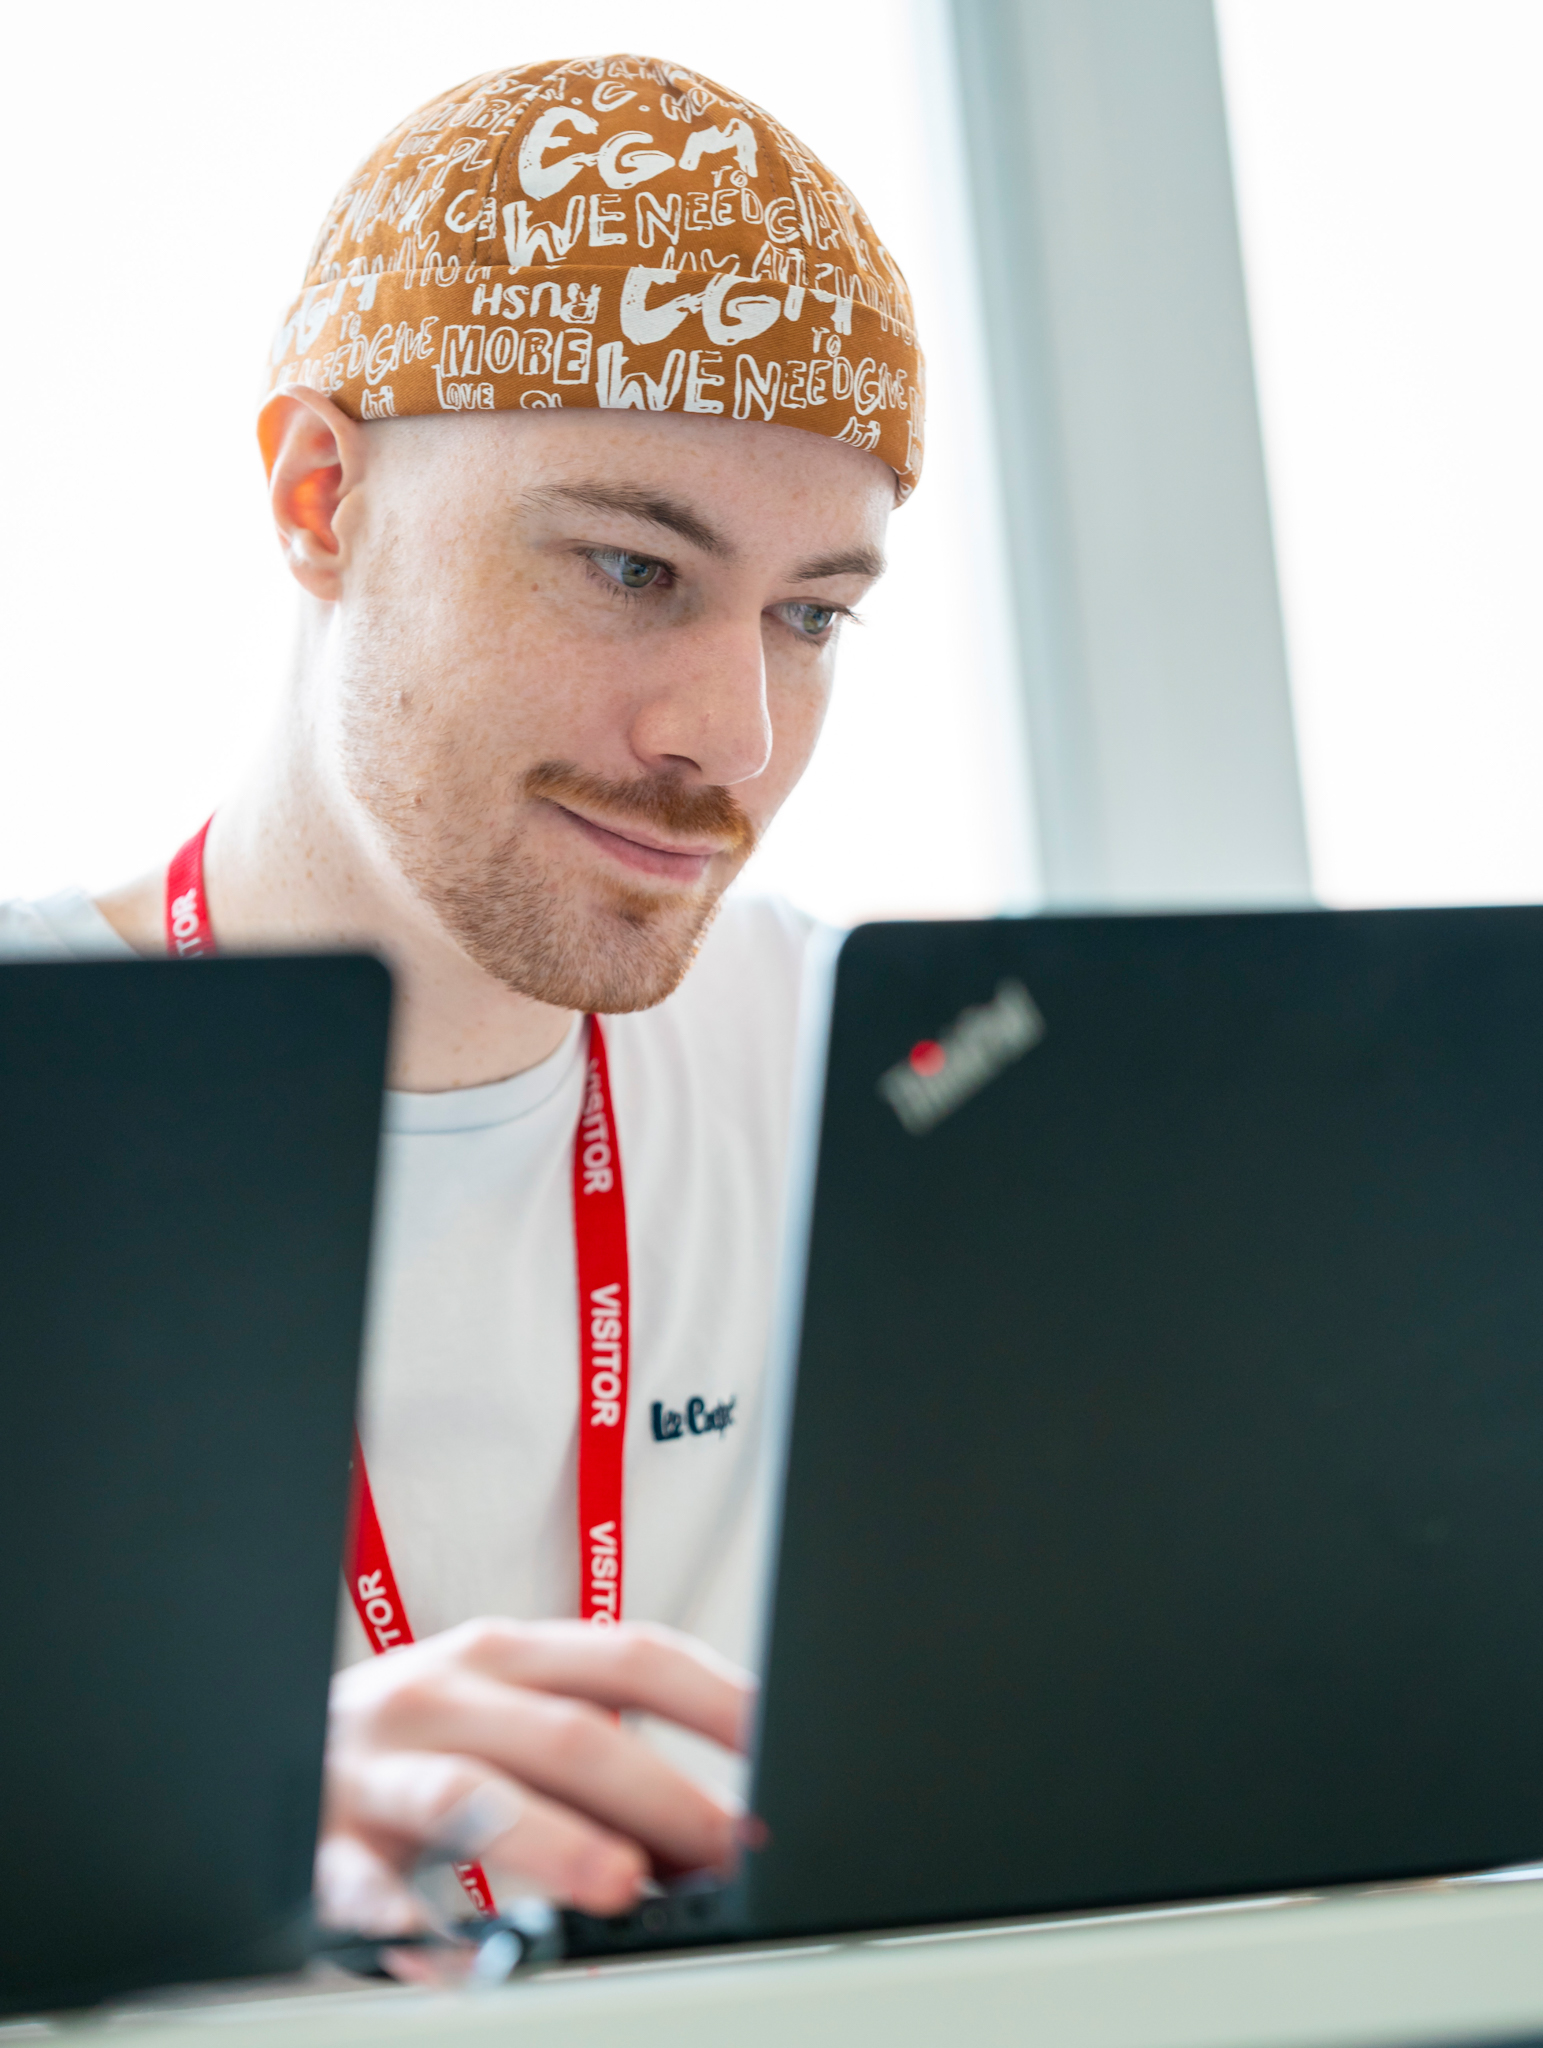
[792,545,887,582]
[527,483,731,557]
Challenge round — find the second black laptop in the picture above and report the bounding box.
[0,955,390,2013]
[571,905,1543,1953]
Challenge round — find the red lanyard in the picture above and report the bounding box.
[164,819,631,1914]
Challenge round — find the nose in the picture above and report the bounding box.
[628,613,773,789]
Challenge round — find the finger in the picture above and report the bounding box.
[329,1747,648,1917]
[363,1675,737,1874]
[324,1743,498,1841]
[313,1829,432,1936]
[480,1784,649,1916]
[443,1618,756,1752]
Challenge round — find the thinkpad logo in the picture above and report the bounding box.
[878,980,1045,1136]
[651,1396,736,1442]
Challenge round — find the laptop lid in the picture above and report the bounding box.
[0,955,390,2013]
[740,908,1543,1937]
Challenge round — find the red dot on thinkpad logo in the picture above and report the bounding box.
[909,1040,947,1078]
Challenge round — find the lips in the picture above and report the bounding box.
[551,802,722,884]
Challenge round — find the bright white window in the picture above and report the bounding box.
[0,1,1031,927]
[1219,0,1543,908]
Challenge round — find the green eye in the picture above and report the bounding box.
[787,602,838,638]
[594,548,664,590]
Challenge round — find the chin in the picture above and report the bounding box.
[438,868,727,1014]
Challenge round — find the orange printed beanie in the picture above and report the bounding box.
[266,55,925,500]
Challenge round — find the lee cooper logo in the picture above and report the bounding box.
[651,1396,736,1442]
[877,980,1046,1136]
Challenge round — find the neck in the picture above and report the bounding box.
[94,699,576,1094]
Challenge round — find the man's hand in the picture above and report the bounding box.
[316,1618,755,1933]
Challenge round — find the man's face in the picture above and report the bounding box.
[325,407,891,1012]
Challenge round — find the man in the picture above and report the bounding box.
[1,54,923,1932]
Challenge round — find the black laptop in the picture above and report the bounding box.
[0,955,390,2013]
[569,905,1543,1955]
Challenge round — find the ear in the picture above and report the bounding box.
[256,388,369,602]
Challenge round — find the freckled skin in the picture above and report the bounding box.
[313,404,896,1014]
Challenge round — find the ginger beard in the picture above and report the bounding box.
[419,759,757,1014]
[345,707,759,1013]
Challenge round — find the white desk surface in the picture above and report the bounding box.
[20,1874,1543,2048]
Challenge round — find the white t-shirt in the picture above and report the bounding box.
[1,887,819,1767]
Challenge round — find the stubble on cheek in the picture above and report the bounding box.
[334,563,741,1016]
